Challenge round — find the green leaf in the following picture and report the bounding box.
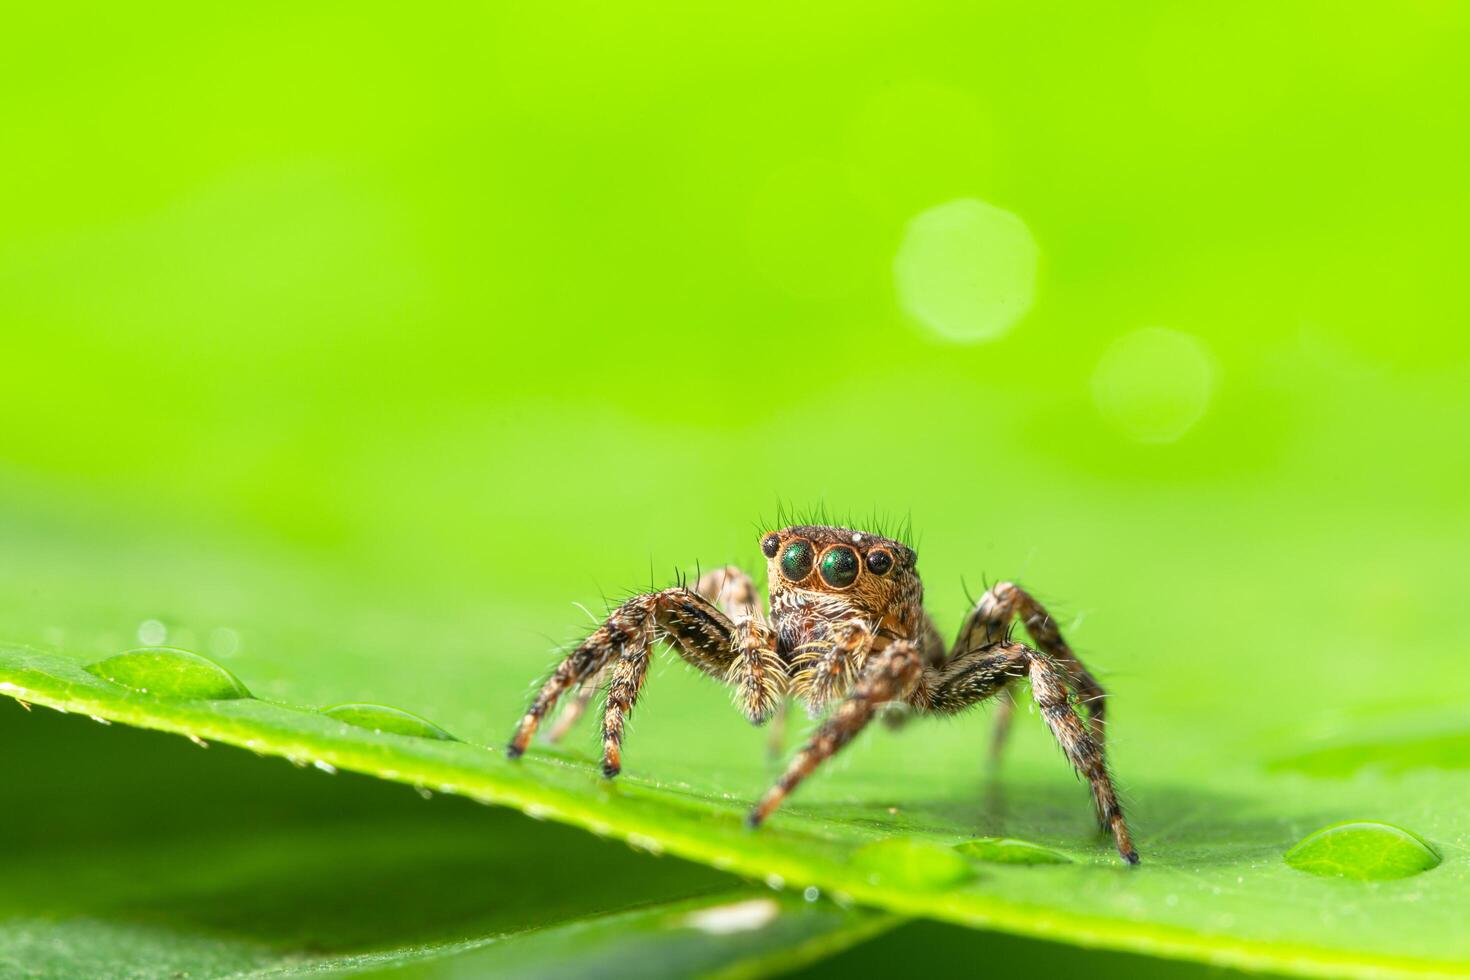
[2,491,1468,979]
[333,894,890,980]
[0,702,888,979]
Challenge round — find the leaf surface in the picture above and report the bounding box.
[2,498,1466,980]
[0,702,887,979]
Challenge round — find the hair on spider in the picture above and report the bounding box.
[764,502,917,549]
[505,515,1142,864]
[960,575,979,610]
[570,601,603,626]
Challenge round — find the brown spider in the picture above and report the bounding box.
[506,523,1139,864]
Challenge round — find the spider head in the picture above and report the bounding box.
[759,525,918,616]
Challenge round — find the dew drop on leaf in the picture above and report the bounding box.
[954,837,1072,865]
[320,702,458,741]
[1285,821,1441,880]
[852,838,975,889]
[84,648,251,700]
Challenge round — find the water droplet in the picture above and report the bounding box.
[627,833,663,855]
[136,620,167,646]
[764,873,786,891]
[312,759,337,774]
[683,898,779,935]
[1285,821,1441,880]
[84,648,250,700]
[894,197,1038,343]
[802,886,820,902]
[1091,327,1215,443]
[852,838,975,890]
[320,703,457,741]
[954,837,1072,865]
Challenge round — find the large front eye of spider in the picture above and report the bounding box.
[818,545,860,588]
[779,539,814,582]
[760,532,781,558]
[865,548,894,576]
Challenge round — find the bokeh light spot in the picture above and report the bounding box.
[894,198,1038,343]
[1091,327,1215,444]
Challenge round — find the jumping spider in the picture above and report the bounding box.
[507,523,1139,864]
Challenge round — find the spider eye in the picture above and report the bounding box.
[865,548,893,575]
[760,533,781,558]
[819,545,860,588]
[779,540,814,582]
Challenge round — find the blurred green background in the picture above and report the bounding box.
[4,0,1466,733]
[3,1,1468,976]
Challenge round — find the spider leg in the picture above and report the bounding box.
[603,588,780,774]
[695,565,762,620]
[792,618,873,715]
[508,588,731,762]
[539,565,775,747]
[923,639,1138,864]
[544,666,606,743]
[599,633,652,777]
[877,612,948,731]
[747,639,922,827]
[954,581,1109,754]
[510,583,782,777]
[697,565,785,726]
[508,610,638,760]
[694,566,801,748]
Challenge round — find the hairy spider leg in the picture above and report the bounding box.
[508,585,782,777]
[792,618,875,714]
[927,639,1138,863]
[953,582,1109,758]
[748,639,923,827]
[542,565,770,744]
[748,635,1138,864]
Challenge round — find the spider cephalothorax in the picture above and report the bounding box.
[506,522,1139,864]
[760,525,927,714]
